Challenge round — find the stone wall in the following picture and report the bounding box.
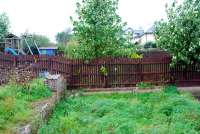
[0,65,13,85]
[15,74,67,134]
[0,64,36,85]
[44,74,66,101]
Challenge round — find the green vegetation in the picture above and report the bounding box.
[21,33,52,54]
[129,53,143,59]
[58,38,79,59]
[100,66,108,76]
[38,86,200,134]
[155,0,200,65]
[56,28,73,45]
[17,79,52,101]
[70,0,136,60]
[0,79,52,133]
[136,82,154,89]
[0,13,9,51]
[24,33,51,47]
[144,41,157,49]
[0,13,9,41]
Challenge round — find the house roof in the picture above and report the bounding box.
[39,46,58,50]
[5,33,20,39]
[134,29,144,35]
[134,29,144,39]
[125,27,134,33]
[145,26,155,34]
[130,26,155,40]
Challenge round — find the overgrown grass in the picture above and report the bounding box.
[136,82,154,89]
[17,79,52,101]
[38,86,200,134]
[0,79,52,134]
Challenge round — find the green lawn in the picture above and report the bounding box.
[38,86,200,134]
[0,79,52,134]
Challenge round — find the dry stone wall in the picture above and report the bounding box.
[0,64,36,85]
[15,74,66,134]
[0,65,13,85]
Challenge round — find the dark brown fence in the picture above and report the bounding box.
[0,52,200,88]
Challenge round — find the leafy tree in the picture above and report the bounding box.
[62,39,79,58]
[0,13,9,41]
[155,0,200,65]
[71,0,135,60]
[56,28,73,44]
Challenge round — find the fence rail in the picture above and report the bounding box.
[0,52,200,88]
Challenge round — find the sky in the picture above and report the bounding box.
[0,0,177,42]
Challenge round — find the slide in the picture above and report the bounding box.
[4,48,18,56]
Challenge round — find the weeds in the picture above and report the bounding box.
[38,87,200,134]
[136,82,154,89]
[0,79,52,133]
[17,79,52,101]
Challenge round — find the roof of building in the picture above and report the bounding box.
[5,33,20,39]
[125,27,134,33]
[134,29,145,39]
[145,26,155,34]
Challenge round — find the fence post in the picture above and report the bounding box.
[170,65,175,85]
[49,56,52,73]
[68,59,74,89]
[139,59,143,83]
[13,56,17,67]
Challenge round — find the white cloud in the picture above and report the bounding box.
[0,0,174,42]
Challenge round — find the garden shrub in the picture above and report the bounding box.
[129,53,143,59]
[100,66,108,76]
[60,39,79,59]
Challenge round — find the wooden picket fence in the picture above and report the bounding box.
[0,52,200,88]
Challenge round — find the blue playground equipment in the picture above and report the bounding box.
[2,33,41,56]
[4,48,18,56]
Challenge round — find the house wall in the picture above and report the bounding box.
[134,38,142,44]
[141,34,155,44]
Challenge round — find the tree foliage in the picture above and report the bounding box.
[56,28,73,44]
[21,33,51,47]
[0,13,9,41]
[58,39,79,58]
[21,33,52,54]
[155,0,200,65]
[71,0,135,60]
